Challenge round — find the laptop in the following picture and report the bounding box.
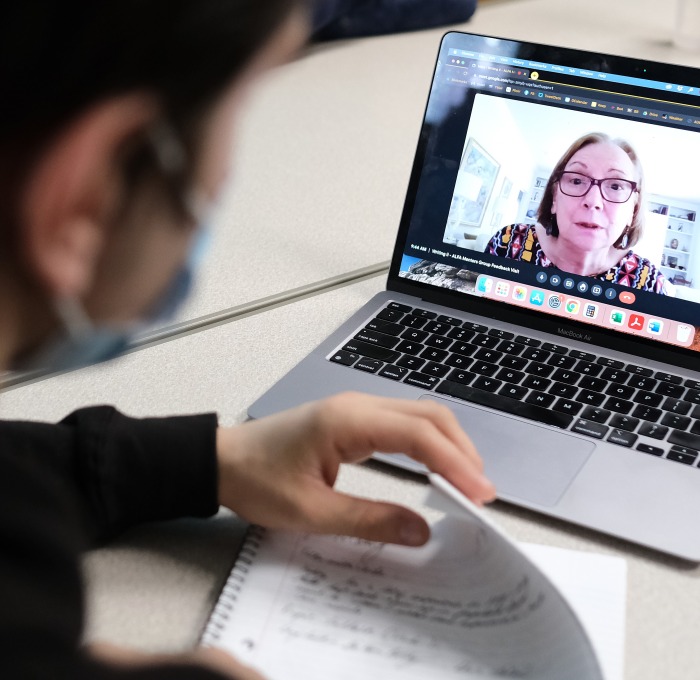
[249,32,700,561]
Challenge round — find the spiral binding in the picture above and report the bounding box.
[200,524,266,646]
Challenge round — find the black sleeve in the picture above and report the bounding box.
[0,405,220,543]
[0,442,232,679]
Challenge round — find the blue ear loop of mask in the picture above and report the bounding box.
[15,124,213,373]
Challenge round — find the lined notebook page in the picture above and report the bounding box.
[203,508,622,680]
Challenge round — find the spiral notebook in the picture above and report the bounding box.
[201,475,627,680]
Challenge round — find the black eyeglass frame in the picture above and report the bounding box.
[554,171,639,204]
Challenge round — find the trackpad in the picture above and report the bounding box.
[421,395,595,507]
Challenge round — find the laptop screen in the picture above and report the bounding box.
[393,32,700,364]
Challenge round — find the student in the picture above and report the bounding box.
[0,2,495,678]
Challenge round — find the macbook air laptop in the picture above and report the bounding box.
[249,32,700,561]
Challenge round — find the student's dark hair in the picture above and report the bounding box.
[0,0,306,249]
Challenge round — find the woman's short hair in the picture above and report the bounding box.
[537,132,645,249]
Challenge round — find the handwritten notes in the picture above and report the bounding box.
[209,513,607,680]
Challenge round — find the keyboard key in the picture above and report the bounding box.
[474,348,503,363]
[424,321,451,335]
[488,329,514,340]
[450,341,476,356]
[437,314,462,326]
[604,397,634,414]
[463,322,488,333]
[578,376,607,391]
[497,340,525,355]
[522,375,552,392]
[387,302,412,313]
[597,357,625,369]
[354,358,383,374]
[655,371,683,384]
[366,318,404,336]
[605,383,635,400]
[626,364,653,377]
[657,383,685,398]
[401,328,428,343]
[668,430,700,450]
[472,361,499,377]
[633,391,663,407]
[574,360,603,377]
[402,315,428,329]
[541,342,568,354]
[378,365,409,381]
[686,389,700,405]
[552,369,579,385]
[499,384,528,400]
[685,379,700,390]
[607,429,638,447]
[412,308,438,319]
[445,353,473,370]
[526,391,556,408]
[553,399,583,416]
[661,413,691,431]
[526,363,554,378]
[628,376,657,391]
[600,367,630,384]
[667,450,698,466]
[436,380,573,428]
[446,369,475,385]
[425,335,453,350]
[404,371,440,389]
[637,443,664,456]
[447,327,475,341]
[496,368,525,384]
[396,340,424,355]
[355,330,400,349]
[609,414,639,432]
[549,382,578,399]
[420,347,449,362]
[547,354,576,369]
[499,356,528,371]
[377,308,404,322]
[472,333,500,348]
[396,355,425,370]
[570,350,596,361]
[670,445,698,457]
[572,419,608,439]
[515,335,541,347]
[582,406,611,423]
[423,361,450,378]
[522,347,551,362]
[472,376,503,392]
[330,350,359,366]
[632,405,662,422]
[638,423,668,440]
[342,340,399,363]
[577,390,605,407]
[692,420,700,435]
[663,398,691,415]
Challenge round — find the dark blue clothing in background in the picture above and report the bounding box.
[312,0,477,41]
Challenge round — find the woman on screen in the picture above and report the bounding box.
[485,132,674,295]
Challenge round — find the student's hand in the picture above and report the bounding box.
[88,642,266,679]
[216,392,495,546]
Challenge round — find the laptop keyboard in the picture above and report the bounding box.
[329,301,700,466]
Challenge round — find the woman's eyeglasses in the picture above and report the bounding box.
[555,171,638,203]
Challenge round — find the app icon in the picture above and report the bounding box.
[565,299,580,314]
[577,281,589,293]
[591,285,603,297]
[536,271,548,284]
[628,314,644,330]
[610,310,625,325]
[550,275,561,286]
[548,294,562,309]
[529,290,545,306]
[619,291,636,304]
[563,278,575,290]
[647,319,663,334]
[513,286,527,302]
[476,275,493,294]
[584,303,599,319]
[605,288,617,300]
[677,324,693,343]
[495,281,510,297]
